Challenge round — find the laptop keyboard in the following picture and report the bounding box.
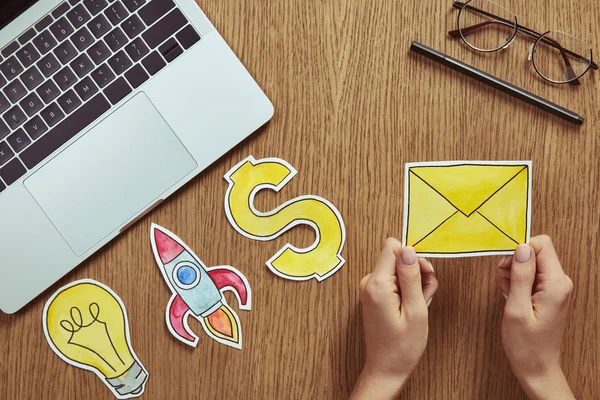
[0,0,201,193]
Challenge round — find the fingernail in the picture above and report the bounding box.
[428,261,435,273]
[502,292,508,300]
[515,244,531,263]
[426,298,433,307]
[402,247,417,265]
[497,256,507,267]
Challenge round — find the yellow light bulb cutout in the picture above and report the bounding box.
[43,280,148,399]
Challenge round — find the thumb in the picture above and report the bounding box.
[396,247,426,312]
[508,244,536,307]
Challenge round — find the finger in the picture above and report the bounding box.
[418,258,435,274]
[498,255,512,270]
[418,258,437,306]
[495,269,510,300]
[422,271,439,306]
[396,247,426,311]
[529,235,565,280]
[359,273,372,291]
[372,238,403,279]
[507,244,536,306]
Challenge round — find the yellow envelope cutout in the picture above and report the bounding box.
[403,162,531,256]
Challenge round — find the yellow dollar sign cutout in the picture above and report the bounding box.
[224,156,346,281]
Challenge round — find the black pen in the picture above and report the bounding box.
[410,41,585,125]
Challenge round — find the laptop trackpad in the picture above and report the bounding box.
[25,93,197,256]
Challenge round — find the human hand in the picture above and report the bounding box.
[350,238,438,400]
[496,235,575,400]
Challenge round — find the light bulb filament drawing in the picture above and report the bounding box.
[59,303,126,374]
[43,280,148,399]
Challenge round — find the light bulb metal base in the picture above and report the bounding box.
[106,360,148,397]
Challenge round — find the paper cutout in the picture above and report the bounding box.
[402,161,532,257]
[224,155,346,281]
[150,224,251,350]
[42,279,148,399]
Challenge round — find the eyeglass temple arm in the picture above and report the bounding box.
[450,1,598,80]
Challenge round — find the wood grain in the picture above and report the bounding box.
[1,0,599,398]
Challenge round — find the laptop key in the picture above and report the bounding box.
[40,102,65,127]
[58,90,82,114]
[122,14,145,39]
[0,158,26,185]
[176,25,201,50]
[142,9,187,49]
[105,2,129,25]
[71,27,95,52]
[0,180,4,192]
[24,116,49,139]
[74,76,99,100]
[19,92,44,117]
[141,51,165,76]
[0,74,6,89]
[52,2,71,19]
[104,27,128,52]
[37,80,61,104]
[3,106,27,130]
[0,93,9,115]
[37,53,61,77]
[33,30,58,55]
[21,94,110,169]
[138,0,172,26]
[87,41,111,65]
[107,50,132,75]
[54,40,78,64]
[15,44,41,69]
[1,41,20,58]
[35,15,54,32]
[70,53,94,77]
[19,29,37,45]
[67,4,92,29]
[50,17,76,42]
[20,66,44,91]
[104,77,131,104]
[124,64,148,89]
[125,37,149,62]
[84,0,109,16]
[4,80,27,103]
[89,14,112,38]
[0,141,14,166]
[0,120,9,141]
[7,129,31,153]
[123,0,146,13]
[91,63,115,88]
[54,67,78,90]
[1,56,24,81]
[159,38,182,63]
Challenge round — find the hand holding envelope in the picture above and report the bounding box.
[402,161,532,257]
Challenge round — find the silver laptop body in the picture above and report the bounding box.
[0,0,273,313]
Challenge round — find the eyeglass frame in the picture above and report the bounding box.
[448,0,598,85]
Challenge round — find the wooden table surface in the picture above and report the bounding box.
[2,0,599,398]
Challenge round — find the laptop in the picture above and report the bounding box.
[0,0,274,313]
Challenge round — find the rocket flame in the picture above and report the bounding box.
[203,305,239,346]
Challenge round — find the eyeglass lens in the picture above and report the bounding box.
[457,0,517,52]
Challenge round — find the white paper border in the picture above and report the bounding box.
[42,279,148,399]
[150,224,252,350]
[402,160,532,258]
[223,155,346,281]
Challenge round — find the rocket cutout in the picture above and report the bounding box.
[150,224,252,350]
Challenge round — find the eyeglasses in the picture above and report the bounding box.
[448,0,598,85]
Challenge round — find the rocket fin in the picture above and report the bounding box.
[166,294,198,347]
[207,268,249,306]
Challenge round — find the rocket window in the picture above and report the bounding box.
[172,262,201,289]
